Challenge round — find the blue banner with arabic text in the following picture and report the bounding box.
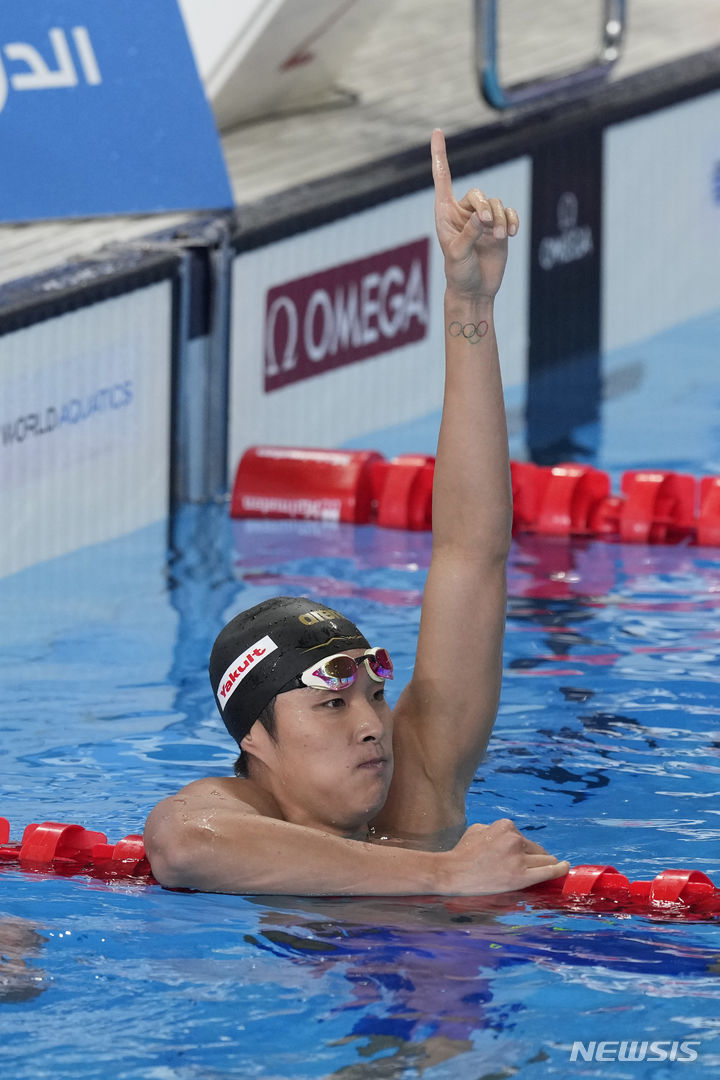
[0,0,233,222]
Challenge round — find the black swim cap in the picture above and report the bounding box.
[209,596,370,747]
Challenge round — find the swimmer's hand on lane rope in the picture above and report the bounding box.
[431,127,519,302]
[440,820,570,894]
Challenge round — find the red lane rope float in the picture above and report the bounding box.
[230,447,384,525]
[371,454,435,531]
[524,865,720,919]
[0,818,154,883]
[698,477,720,546]
[230,446,720,544]
[2,817,720,916]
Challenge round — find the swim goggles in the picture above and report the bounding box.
[298,647,393,691]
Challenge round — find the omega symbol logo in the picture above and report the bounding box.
[556,192,579,232]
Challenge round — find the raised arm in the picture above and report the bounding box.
[376,131,516,837]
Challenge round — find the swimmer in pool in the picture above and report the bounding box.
[144,130,570,896]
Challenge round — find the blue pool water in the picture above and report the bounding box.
[2,309,720,1078]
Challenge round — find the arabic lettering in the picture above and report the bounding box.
[0,27,101,112]
[71,27,102,86]
[5,28,78,90]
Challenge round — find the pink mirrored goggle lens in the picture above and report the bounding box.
[300,648,393,691]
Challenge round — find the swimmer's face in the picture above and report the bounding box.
[244,649,394,837]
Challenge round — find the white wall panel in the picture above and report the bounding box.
[0,283,173,577]
[603,90,720,352]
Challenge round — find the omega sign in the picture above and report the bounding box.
[264,238,430,391]
[538,192,594,270]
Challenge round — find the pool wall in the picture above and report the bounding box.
[0,253,180,577]
[1,49,719,578]
[603,88,720,351]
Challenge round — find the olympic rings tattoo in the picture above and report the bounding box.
[448,320,489,344]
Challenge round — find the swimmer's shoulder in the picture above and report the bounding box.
[157,775,283,820]
[144,776,285,880]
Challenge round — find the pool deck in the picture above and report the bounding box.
[1,0,719,288]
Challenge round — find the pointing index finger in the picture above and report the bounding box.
[431,128,453,203]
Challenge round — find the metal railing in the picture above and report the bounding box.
[476,0,627,109]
